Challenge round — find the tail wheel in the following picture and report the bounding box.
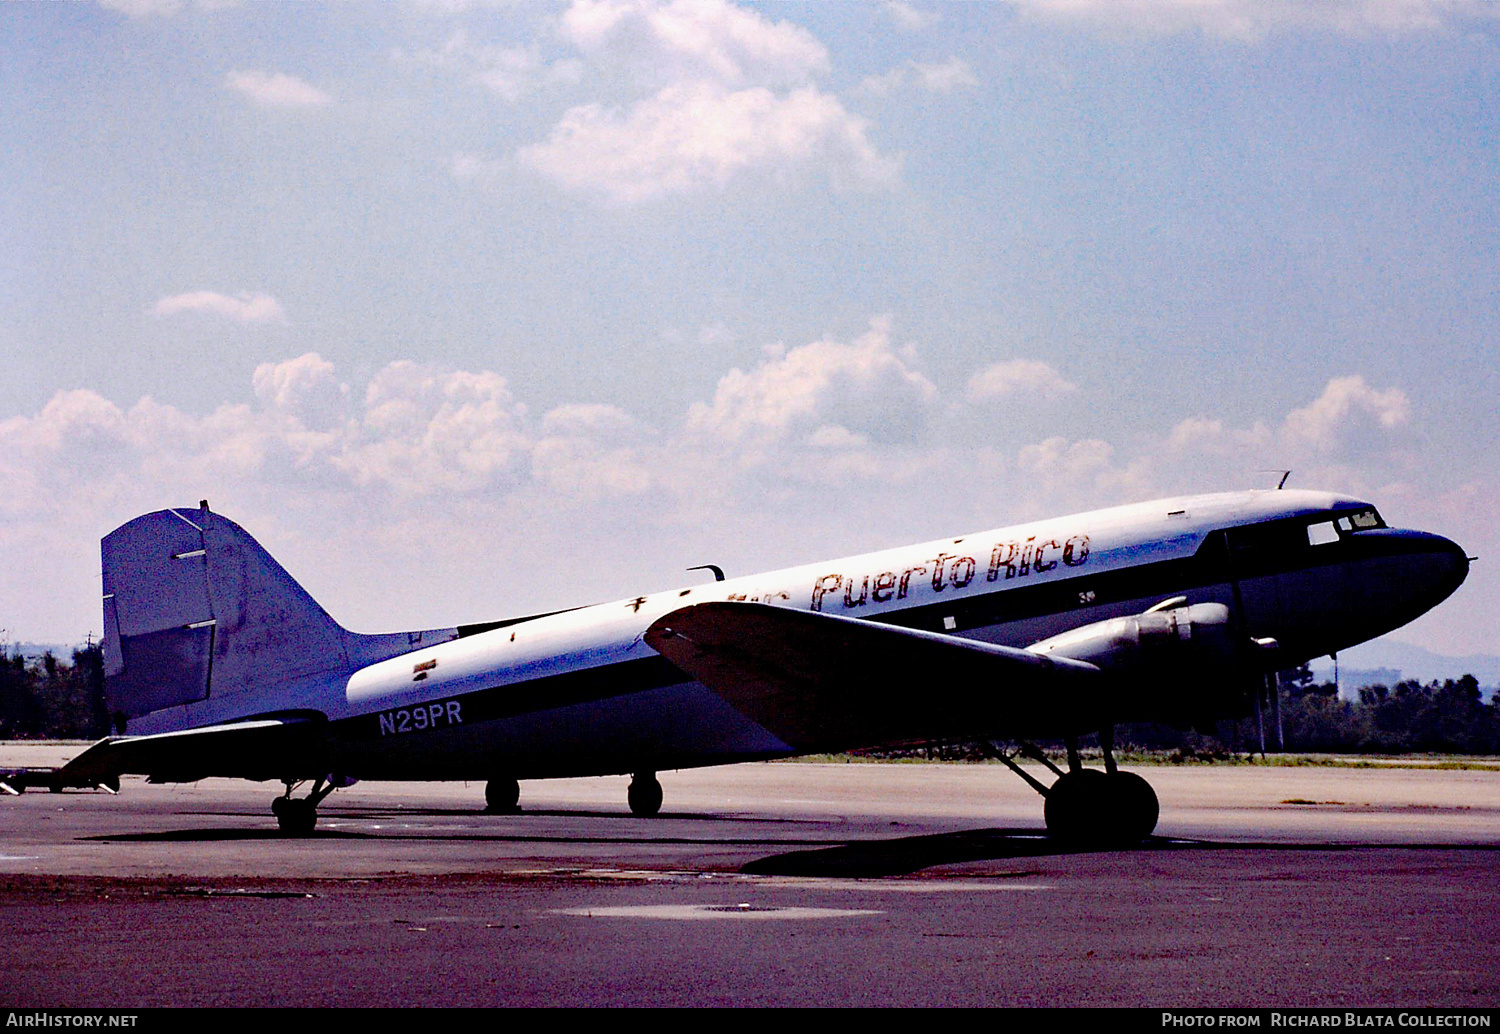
[273,797,317,836]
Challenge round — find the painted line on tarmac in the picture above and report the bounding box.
[552,903,884,920]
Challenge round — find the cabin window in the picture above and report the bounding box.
[1306,521,1339,546]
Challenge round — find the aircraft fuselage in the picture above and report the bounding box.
[116,489,1465,783]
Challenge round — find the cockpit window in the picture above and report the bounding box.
[1226,507,1386,558]
[1333,508,1384,534]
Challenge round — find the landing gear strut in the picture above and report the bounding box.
[627,772,662,817]
[271,777,339,836]
[990,729,1159,846]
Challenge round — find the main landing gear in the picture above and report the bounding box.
[627,772,662,817]
[478,774,662,816]
[990,728,1159,846]
[485,777,520,814]
[271,777,341,836]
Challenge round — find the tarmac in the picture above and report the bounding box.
[2,744,1497,1008]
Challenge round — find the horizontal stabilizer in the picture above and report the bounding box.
[645,602,1099,753]
[60,716,329,785]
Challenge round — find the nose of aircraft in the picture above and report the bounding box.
[1432,532,1470,598]
[1397,529,1470,611]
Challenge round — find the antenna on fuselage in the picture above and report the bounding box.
[1257,469,1292,490]
[687,564,726,582]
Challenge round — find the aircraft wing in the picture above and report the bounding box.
[644,602,1102,754]
[59,716,329,785]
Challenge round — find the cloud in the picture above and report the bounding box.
[99,0,241,14]
[393,31,582,103]
[518,80,899,202]
[4,342,1485,652]
[224,71,332,108]
[441,1,897,204]
[252,353,348,431]
[1282,375,1411,452]
[559,0,829,87]
[883,2,939,31]
[533,404,653,498]
[1165,376,1410,460]
[686,316,937,448]
[1005,0,1489,42]
[98,0,183,16]
[340,362,531,494]
[860,58,978,97]
[151,291,286,323]
[965,359,1077,402]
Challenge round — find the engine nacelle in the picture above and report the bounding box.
[1027,602,1258,724]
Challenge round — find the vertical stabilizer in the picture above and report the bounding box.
[102,506,456,729]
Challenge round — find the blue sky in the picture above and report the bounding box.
[4,0,1497,657]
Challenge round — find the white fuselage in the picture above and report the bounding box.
[125,489,1469,782]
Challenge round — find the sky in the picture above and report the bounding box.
[3,0,1497,659]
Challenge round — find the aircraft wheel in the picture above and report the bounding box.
[1107,771,1159,843]
[485,777,520,814]
[274,797,317,836]
[1043,769,1109,844]
[627,773,662,817]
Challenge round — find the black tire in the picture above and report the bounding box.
[1043,769,1110,843]
[627,773,662,817]
[1107,771,1159,843]
[485,778,520,814]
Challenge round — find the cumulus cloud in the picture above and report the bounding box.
[151,291,286,323]
[393,31,582,103]
[1282,375,1411,452]
[687,316,937,448]
[1006,0,1486,42]
[252,353,348,431]
[884,1,939,31]
[533,404,653,498]
[441,1,897,203]
[1164,373,1410,465]
[100,0,242,15]
[1018,436,1114,478]
[1164,415,1271,456]
[518,80,899,202]
[560,0,829,86]
[224,71,332,108]
[340,362,531,494]
[965,359,1076,402]
[6,340,1478,650]
[860,58,978,97]
[99,0,184,16]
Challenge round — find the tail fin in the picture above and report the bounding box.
[101,505,456,730]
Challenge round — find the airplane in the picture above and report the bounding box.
[42,488,1468,841]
